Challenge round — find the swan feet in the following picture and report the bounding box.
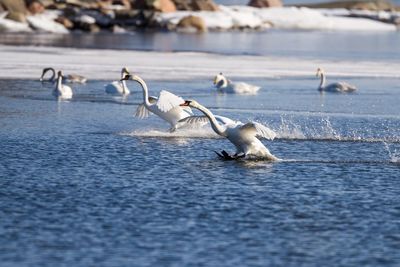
[214,150,245,160]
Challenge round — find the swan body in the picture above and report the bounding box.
[53,71,73,99]
[105,67,130,95]
[213,73,260,94]
[316,68,357,93]
[180,100,278,160]
[121,74,194,131]
[41,67,87,84]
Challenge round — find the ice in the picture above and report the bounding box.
[0,45,399,81]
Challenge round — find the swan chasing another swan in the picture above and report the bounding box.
[53,71,73,100]
[40,67,87,84]
[105,67,131,95]
[213,73,260,94]
[179,100,278,160]
[316,68,357,93]
[121,74,199,132]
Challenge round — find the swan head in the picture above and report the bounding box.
[40,67,55,82]
[121,67,130,77]
[316,68,324,77]
[180,99,199,108]
[213,73,227,88]
[120,74,142,82]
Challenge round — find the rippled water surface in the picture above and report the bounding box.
[1,77,400,266]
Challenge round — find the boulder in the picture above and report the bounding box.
[26,0,45,15]
[147,0,176,12]
[177,15,207,32]
[5,11,27,23]
[248,0,282,8]
[0,0,27,13]
[172,0,192,10]
[191,0,219,11]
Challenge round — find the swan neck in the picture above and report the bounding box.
[319,72,326,89]
[195,104,225,136]
[56,75,62,91]
[121,80,127,94]
[135,77,151,106]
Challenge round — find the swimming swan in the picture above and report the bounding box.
[180,100,278,160]
[121,74,195,132]
[316,68,357,93]
[213,73,260,94]
[53,71,73,99]
[105,67,131,95]
[40,67,87,84]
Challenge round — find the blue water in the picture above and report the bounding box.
[1,31,399,62]
[1,74,400,266]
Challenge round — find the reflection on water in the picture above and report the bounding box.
[1,31,399,62]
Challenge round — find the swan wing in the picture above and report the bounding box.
[156,90,185,113]
[240,122,276,140]
[214,115,236,126]
[135,96,157,118]
[232,82,260,94]
[178,116,210,125]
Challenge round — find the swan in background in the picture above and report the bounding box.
[105,67,131,95]
[179,100,278,160]
[316,68,357,93]
[121,74,195,132]
[40,67,87,84]
[53,71,73,100]
[213,73,260,94]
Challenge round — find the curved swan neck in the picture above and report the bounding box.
[134,77,151,106]
[121,80,127,94]
[56,74,62,91]
[194,104,225,136]
[319,72,326,89]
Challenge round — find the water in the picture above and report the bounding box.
[1,74,400,266]
[1,31,399,62]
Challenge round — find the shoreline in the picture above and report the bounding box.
[1,44,399,81]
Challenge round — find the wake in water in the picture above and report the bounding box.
[121,127,220,139]
[383,142,400,164]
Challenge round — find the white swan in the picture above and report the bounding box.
[179,100,278,160]
[213,73,260,94]
[316,68,357,93]
[40,67,87,84]
[121,74,195,132]
[53,71,73,100]
[105,67,131,95]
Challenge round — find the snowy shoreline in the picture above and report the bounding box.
[0,45,399,81]
[0,6,399,33]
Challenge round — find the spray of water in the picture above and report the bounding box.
[383,142,400,163]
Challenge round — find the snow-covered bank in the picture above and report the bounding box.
[0,45,399,81]
[156,6,398,31]
[0,6,398,33]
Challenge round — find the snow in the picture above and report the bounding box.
[156,6,397,31]
[0,45,399,81]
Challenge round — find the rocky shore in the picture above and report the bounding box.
[0,0,399,33]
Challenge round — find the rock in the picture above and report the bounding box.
[0,0,27,13]
[299,0,396,11]
[26,0,46,15]
[55,16,74,29]
[5,11,27,23]
[177,15,207,32]
[191,0,219,11]
[171,0,191,10]
[248,0,282,8]
[147,0,177,12]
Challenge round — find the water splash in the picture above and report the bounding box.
[383,142,400,164]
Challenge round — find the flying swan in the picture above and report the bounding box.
[53,71,73,100]
[105,67,131,95]
[121,74,198,132]
[179,100,278,160]
[40,67,87,84]
[316,68,357,93]
[213,73,260,94]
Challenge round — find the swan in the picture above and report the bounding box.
[179,100,278,160]
[53,71,73,100]
[121,74,195,132]
[213,73,260,94]
[40,67,87,84]
[316,68,357,93]
[105,67,131,95]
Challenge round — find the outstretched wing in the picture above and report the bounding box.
[179,116,210,125]
[156,90,185,113]
[134,96,157,118]
[239,122,276,140]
